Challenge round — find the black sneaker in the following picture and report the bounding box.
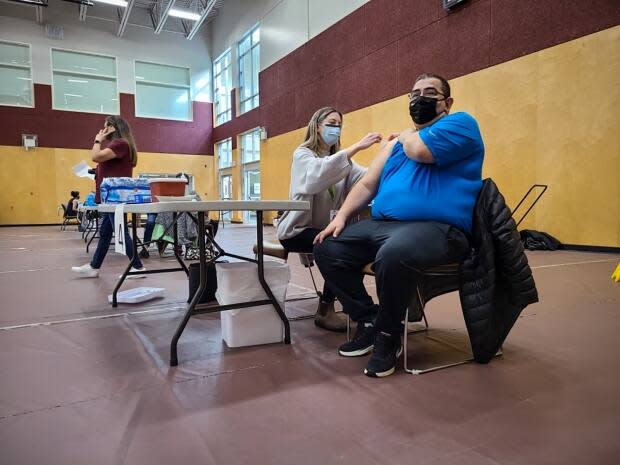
[364,331,402,378]
[338,322,375,357]
[139,249,150,259]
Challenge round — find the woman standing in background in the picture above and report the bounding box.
[71,116,145,278]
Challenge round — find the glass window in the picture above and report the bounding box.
[213,50,232,125]
[240,128,260,223]
[238,25,260,114]
[0,41,33,107]
[216,138,232,169]
[51,48,118,114]
[135,61,191,121]
[240,129,260,164]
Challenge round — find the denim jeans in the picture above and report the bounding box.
[90,212,143,269]
[143,213,157,243]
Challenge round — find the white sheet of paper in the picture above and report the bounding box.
[72,160,95,180]
[114,204,126,255]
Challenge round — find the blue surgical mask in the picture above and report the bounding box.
[320,124,341,146]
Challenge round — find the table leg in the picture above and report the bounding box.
[112,212,137,308]
[172,212,189,276]
[255,211,291,344]
[170,211,206,366]
[86,215,99,253]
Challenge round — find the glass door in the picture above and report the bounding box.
[243,167,260,224]
[219,173,232,223]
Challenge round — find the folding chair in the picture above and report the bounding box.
[353,262,495,375]
[58,204,80,231]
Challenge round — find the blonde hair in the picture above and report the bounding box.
[105,115,138,167]
[300,107,342,155]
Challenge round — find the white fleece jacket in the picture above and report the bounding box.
[277,145,366,241]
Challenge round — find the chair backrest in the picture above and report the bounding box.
[61,203,68,216]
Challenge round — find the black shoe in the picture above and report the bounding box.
[338,322,375,357]
[139,249,149,259]
[364,331,402,378]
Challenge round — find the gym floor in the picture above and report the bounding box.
[0,224,618,465]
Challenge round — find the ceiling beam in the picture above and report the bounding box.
[78,2,88,21]
[186,0,217,40]
[117,0,135,37]
[35,4,44,23]
[154,0,175,34]
[4,0,46,6]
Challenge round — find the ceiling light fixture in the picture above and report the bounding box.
[95,0,128,7]
[169,9,201,21]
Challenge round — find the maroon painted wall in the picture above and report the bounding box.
[2,0,618,152]
[212,0,620,143]
[0,84,214,155]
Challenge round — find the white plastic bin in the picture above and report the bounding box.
[215,261,290,348]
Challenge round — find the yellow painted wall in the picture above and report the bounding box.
[0,146,216,225]
[3,26,618,246]
[259,26,620,247]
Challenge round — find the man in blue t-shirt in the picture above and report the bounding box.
[313,73,484,378]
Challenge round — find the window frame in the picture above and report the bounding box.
[50,46,119,115]
[213,48,232,125]
[0,39,34,108]
[239,127,261,165]
[134,59,193,122]
[216,137,233,170]
[237,24,260,115]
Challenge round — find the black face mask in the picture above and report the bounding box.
[409,96,441,125]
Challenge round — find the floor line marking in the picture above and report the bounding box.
[531,258,617,269]
[0,305,186,331]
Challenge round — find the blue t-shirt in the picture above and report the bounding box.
[371,112,484,233]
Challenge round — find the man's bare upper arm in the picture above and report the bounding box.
[359,139,397,193]
[400,130,435,164]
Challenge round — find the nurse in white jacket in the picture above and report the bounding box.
[277,107,382,331]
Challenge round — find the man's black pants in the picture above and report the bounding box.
[313,219,469,335]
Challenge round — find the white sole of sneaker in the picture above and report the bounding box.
[364,366,396,378]
[71,268,99,278]
[338,345,373,357]
[363,345,402,378]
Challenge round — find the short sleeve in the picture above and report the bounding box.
[107,139,129,159]
[418,113,483,167]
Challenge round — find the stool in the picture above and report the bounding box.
[252,241,321,300]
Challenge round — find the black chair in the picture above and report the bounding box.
[357,262,485,375]
[58,203,80,231]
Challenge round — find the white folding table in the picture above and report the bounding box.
[99,200,310,366]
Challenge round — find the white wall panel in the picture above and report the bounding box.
[260,0,307,69]
[308,0,368,39]
[209,0,370,76]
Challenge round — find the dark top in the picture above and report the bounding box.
[95,138,133,203]
[65,198,78,217]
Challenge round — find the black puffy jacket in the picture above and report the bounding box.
[459,179,539,362]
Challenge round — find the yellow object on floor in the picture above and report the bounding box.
[612,262,620,282]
